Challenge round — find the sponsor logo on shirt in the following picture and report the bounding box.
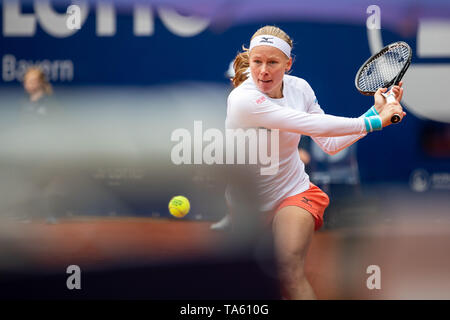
[256,96,266,104]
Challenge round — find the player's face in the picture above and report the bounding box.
[23,72,42,95]
[249,46,292,99]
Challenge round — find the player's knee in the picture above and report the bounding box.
[277,256,306,281]
[277,241,310,262]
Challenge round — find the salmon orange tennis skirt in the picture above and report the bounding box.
[267,183,330,231]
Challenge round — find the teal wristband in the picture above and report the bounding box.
[364,115,383,132]
[362,106,379,118]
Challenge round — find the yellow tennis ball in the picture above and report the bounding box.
[168,195,190,218]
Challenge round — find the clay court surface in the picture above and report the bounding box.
[2,215,450,299]
[1,218,223,268]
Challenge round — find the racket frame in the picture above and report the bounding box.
[355,41,412,96]
[355,41,412,123]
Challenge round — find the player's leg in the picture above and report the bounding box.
[272,205,316,300]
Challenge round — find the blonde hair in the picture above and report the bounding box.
[232,25,293,88]
[24,67,53,95]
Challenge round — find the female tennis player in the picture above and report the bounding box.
[226,25,404,300]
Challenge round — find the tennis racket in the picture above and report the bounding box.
[355,41,412,123]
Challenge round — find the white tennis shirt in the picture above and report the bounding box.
[225,74,368,212]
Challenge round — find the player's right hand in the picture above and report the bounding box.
[379,101,406,127]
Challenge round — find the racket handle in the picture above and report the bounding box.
[391,114,401,123]
[385,92,396,103]
[383,91,401,124]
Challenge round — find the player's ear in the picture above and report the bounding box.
[285,57,293,72]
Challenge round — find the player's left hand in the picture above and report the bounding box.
[373,81,404,114]
[391,81,404,101]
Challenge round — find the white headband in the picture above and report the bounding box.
[249,35,291,57]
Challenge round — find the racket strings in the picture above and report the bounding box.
[357,45,409,92]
